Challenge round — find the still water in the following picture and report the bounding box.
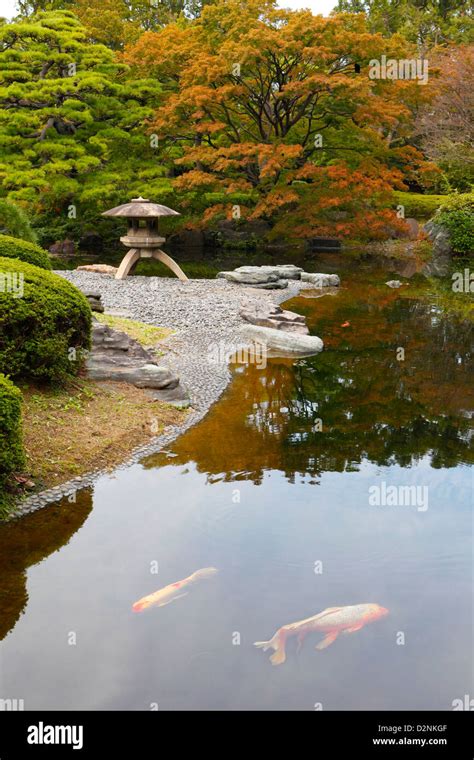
[0,262,472,710]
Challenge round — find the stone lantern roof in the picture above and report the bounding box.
[101,197,180,219]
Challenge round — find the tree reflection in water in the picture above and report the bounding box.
[145,273,473,482]
[0,490,93,641]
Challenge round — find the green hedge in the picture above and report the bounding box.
[0,257,91,382]
[392,192,448,219]
[0,374,25,517]
[0,234,52,270]
[435,193,474,254]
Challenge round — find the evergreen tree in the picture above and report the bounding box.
[0,10,169,243]
[335,0,473,47]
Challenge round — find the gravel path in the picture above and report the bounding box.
[58,273,312,412]
[11,273,308,518]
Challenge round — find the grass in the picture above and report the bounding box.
[392,192,449,220]
[17,377,186,492]
[94,313,173,349]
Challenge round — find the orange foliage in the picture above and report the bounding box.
[124,0,433,238]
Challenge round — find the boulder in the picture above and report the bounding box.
[405,218,419,240]
[239,324,323,357]
[300,272,340,287]
[148,385,191,408]
[76,264,118,275]
[49,239,76,257]
[86,321,187,399]
[83,291,104,313]
[91,322,150,360]
[245,279,288,289]
[422,220,452,277]
[235,264,303,280]
[386,280,402,288]
[217,270,280,285]
[240,303,309,334]
[87,362,179,389]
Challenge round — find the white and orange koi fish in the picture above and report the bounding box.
[254,603,389,665]
[132,567,218,612]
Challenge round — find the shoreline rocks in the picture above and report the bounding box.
[218,265,340,289]
[240,302,309,334]
[87,321,188,398]
[239,323,323,356]
[11,271,333,518]
[83,291,104,312]
[422,220,452,277]
[77,264,118,275]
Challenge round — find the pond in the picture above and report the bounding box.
[0,259,472,710]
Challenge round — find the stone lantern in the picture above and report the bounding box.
[102,197,188,281]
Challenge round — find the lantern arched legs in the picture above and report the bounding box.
[152,249,189,282]
[115,247,189,282]
[115,249,141,280]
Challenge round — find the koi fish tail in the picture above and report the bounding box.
[190,567,219,582]
[254,629,287,666]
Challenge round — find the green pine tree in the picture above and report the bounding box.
[0,10,172,244]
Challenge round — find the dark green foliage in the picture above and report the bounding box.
[0,257,91,382]
[0,234,52,270]
[0,199,38,243]
[0,10,168,245]
[335,0,473,44]
[0,374,25,517]
[436,193,474,253]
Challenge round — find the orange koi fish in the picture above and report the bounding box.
[254,603,389,665]
[132,567,218,612]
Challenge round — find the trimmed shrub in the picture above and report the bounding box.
[0,199,37,243]
[0,374,25,517]
[0,257,91,382]
[435,193,474,254]
[392,192,448,219]
[0,234,52,270]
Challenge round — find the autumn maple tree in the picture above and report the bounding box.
[124,0,432,240]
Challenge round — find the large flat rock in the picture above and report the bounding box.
[240,302,309,334]
[239,324,323,357]
[217,270,280,284]
[87,362,179,389]
[234,265,303,280]
[87,320,187,395]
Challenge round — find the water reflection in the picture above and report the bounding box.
[0,266,471,710]
[0,490,93,642]
[145,275,473,480]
